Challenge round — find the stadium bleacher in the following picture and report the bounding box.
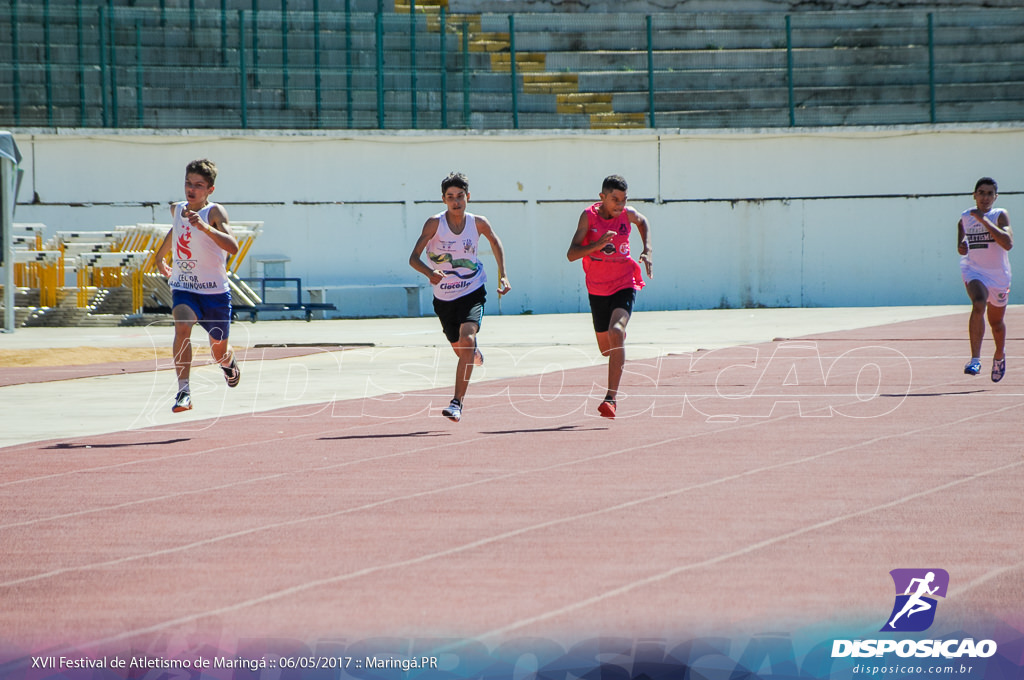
[1,0,1022,131]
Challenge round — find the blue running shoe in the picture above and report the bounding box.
[172,390,193,413]
[964,359,982,376]
[992,358,1006,383]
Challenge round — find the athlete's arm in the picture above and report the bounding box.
[973,209,1013,251]
[630,207,653,278]
[184,203,239,255]
[477,216,511,295]
[409,217,446,285]
[957,219,968,256]
[994,210,1013,251]
[154,228,173,277]
[567,211,614,262]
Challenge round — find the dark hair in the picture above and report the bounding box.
[602,174,628,193]
[186,158,217,186]
[975,176,998,193]
[441,171,469,194]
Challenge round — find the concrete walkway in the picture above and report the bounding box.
[0,305,966,447]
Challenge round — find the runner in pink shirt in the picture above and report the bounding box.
[567,175,653,419]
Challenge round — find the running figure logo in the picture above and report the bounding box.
[881,569,949,632]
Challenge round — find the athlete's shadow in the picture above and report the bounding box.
[318,430,449,441]
[881,389,989,397]
[482,424,608,435]
[41,438,192,450]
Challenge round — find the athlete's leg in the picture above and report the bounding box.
[598,307,631,402]
[199,294,240,386]
[452,321,480,403]
[987,302,1007,361]
[207,317,235,370]
[450,330,483,365]
[210,333,239,389]
[171,303,198,385]
[209,336,234,365]
[965,280,988,359]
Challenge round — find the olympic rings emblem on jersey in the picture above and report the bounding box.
[178,260,197,271]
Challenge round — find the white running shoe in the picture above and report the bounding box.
[442,398,462,422]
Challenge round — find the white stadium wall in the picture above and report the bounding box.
[10,125,1024,317]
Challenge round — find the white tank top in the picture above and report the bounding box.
[960,207,1011,285]
[167,201,230,295]
[426,211,487,301]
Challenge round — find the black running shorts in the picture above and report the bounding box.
[433,286,486,343]
[588,287,636,333]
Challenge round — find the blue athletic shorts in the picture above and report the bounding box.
[172,289,232,341]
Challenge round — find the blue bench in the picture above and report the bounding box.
[234,277,337,322]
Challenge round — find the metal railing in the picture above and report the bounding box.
[2,3,1022,130]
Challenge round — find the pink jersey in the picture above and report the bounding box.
[580,202,645,296]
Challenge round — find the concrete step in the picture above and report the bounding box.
[522,73,579,94]
[76,314,130,327]
[4,6,1024,131]
[470,33,511,53]
[589,112,648,129]
[556,92,613,114]
[489,52,546,72]
[17,0,379,10]
[0,306,38,328]
[89,287,136,315]
[607,78,1024,113]
[121,313,174,327]
[4,285,143,327]
[394,0,448,13]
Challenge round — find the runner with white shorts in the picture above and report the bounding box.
[957,177,1013,382]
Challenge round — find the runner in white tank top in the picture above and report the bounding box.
[154,159,243,413]
[956,177,1013,382]
[409,172,511,422]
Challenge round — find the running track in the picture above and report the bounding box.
[1,312,1022,674]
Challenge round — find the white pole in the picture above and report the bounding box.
[2,155,14,333]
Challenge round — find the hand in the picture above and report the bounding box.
[496,276,511,296]
[157,258,172,277]
[596,231,616,248]
[958,242,968,256]
[428,269,446,285]
[184,209,209,233]
[639,250,653,278]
